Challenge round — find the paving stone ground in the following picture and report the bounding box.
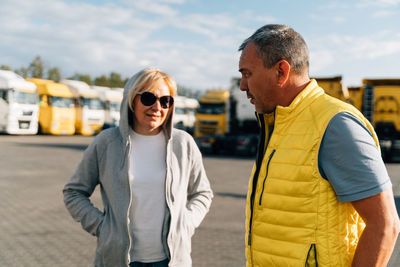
[0,135,399,267]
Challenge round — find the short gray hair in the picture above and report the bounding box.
[239,24,309,75]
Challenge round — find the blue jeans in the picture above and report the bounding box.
[129,259,169,267]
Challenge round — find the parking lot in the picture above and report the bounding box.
[0,135,399,267]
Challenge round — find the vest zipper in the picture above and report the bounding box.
[258,149,276,205]
[248,111,276,248]
[248,113,267,246]
[305,244,318,267]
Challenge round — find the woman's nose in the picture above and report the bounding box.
[151,99,162,110]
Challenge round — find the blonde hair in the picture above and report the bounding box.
[127,68,177,112]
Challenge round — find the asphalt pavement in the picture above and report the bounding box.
[0,135,399,266]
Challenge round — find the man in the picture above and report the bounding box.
[238,24,399,266]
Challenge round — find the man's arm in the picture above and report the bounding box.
[351,188,400,267]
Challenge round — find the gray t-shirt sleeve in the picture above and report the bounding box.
[318,112,392,202]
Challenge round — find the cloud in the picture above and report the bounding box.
[309,13,347,24]
[372,9,396,17]
[356,0,400,7]
[121,0,183,16]
[308,31,400,82]
[309,50,335,74]
[0,0,272,90]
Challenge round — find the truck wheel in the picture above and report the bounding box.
[381,148,392,163]
[38,123,43,135]
[249,143,257,156]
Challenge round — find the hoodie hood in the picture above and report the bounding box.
[119,70,174,142]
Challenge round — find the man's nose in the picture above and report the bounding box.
[239,78,248,91]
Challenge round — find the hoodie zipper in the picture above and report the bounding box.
[258,149,276,205]
[125,136,133,264]
[163,140,173,260]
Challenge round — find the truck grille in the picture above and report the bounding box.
[199,120,218,126]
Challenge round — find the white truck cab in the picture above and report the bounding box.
[92,86,123,129]
[61,80,105,135]
[0,70,39,134]
[173,96,199,134]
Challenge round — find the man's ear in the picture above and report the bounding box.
[276,60,291,87]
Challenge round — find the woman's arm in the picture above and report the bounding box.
[186,137,213,228]
[63,139,104,236]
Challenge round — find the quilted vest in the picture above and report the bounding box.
[245,79,379,267]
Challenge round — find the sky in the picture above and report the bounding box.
[1,0,400,91]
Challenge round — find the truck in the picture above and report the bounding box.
[0,70,39,134]
[92,86,123,129]
[313,76,350,102]
[26,78,75,135]
[360,78,400,161]
[195,78,260,155]
[347,86,364,111]
[61,80,105,136]
[173,96,199,135]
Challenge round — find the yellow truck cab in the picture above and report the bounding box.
[347,86,364,111]
[61,80,104,136]
[26,78,75,135]
[0,70,39,134]
[195,79,260,155]
[362,78,400,160]
[313,76,349,102]
[195,89,229,138]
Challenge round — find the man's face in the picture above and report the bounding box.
[238,43,279,113]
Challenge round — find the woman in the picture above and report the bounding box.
[63,68,213,267]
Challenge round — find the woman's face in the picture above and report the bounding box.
[132,79,172,135]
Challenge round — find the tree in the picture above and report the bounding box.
[15,67,28,78]
[109,72,124,88]
[28,56,45,78]
[0,65,11,70]
[68,73,92,85]
[48,67,61,82]
[177,84,198,98]
[94,75,110,87]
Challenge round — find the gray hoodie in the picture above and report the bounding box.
[63,72,213,267]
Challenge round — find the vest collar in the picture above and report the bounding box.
[256,79,324,122]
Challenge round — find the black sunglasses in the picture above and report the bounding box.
[138,92,174,109]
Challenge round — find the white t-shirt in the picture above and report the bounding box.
[129,130,167,262]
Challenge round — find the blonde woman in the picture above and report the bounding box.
[63,68,213,267]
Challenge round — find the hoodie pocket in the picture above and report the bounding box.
[96,212,106,237]
[184,209,195,238]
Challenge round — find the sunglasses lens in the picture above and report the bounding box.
[140,92,157,106]
[140,92,173,109]
[160,96,173,109]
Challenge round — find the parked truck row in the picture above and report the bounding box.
[0,70,199,136]
[194,76,400,161]
[0,70,122,136]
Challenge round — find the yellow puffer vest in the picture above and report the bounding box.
[245,79,379,267]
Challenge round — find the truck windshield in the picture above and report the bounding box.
[49,96,74,108]
[82,97,104,110]
[109,102,121,111]
[197,103,225,114]
[175,107,185,114]
[14,91,38,105]
[0,90,9,103]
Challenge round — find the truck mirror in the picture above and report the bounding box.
[40,95,48,106]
